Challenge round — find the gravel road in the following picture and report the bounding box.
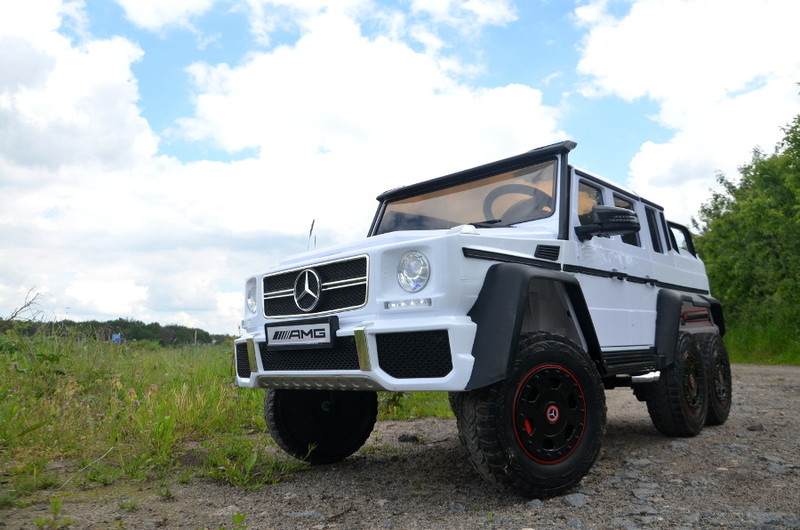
[3,364,799,529]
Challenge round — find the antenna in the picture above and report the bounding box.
[307,219,315,250]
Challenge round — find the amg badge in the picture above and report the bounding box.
[265,317,338,350]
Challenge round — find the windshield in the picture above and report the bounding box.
[374,159,557,235]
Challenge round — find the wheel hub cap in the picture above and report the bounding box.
[513,364,587,464]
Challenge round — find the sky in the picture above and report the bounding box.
[1,0,799,335]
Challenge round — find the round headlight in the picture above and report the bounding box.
[245,278,258,314]
[397,251,430,293]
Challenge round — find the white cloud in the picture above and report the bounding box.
[0,0,561,334]
[410,0,516,28]
[174,7,562,243]
[0,4,156,174]
[113,0,218,31]
[575,0,800,223]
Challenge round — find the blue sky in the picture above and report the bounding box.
[1,0,799,333]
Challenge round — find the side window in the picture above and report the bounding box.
[660,211,672,251]
[578,181,603,226]
[645,207,664,253]
[613,195,640,246]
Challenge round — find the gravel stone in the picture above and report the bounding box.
[525,499,543,510]
[563,493,588,507]
[2,364,798,529]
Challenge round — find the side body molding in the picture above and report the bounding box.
[464,262,601,390]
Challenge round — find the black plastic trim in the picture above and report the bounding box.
[655,290,683,370]
[470,252,705,294]
[655,280,708,295]
[700,295,726,337]
[376,142,576,203]
[563,264,614,278]
[462,248,562,271]
[602,348,657,375]
[465,263,601,390]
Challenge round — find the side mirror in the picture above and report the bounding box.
[575,205,640,241]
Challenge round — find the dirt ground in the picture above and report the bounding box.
[3,364,799,529]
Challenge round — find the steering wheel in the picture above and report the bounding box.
[482,184,552,222]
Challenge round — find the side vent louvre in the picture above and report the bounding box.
[534,245,560,261]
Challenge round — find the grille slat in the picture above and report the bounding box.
[263,256,368,317]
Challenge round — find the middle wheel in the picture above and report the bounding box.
[455,332,606,498]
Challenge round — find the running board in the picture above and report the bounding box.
[603,371,661,389]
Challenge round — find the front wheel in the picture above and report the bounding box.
[455,333,606,498]
[264,389,377,465]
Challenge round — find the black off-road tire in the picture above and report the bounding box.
[454,333,606,498]
[448,392,467,446]
[645,332,708,436]
[697,333,732,425]
[264,389,377,465]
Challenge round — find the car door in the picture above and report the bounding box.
[564,172,658,352]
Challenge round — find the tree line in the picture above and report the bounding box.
[693,111,800,360]
[0,317,229,347]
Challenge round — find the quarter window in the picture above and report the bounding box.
[645,208,664,253]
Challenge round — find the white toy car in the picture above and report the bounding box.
[234,141,732,498]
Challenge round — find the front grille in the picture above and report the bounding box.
[263,256,368,317]
[235,342,251,378]
[376,331,452,379]
[259,337,359,371]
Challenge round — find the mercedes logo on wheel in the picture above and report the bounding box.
[293,269,322,312]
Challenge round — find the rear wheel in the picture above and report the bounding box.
[455,333,606,498]
[264,389,377,465]
[698,333,732,425]
[645,332,708,436]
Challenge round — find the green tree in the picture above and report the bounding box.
[694,114,800,360]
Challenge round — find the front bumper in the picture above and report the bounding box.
[234,316,476,392]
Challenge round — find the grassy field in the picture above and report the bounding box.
[0,324,795,512]
[724,322,800,365]
[0,328,456,510]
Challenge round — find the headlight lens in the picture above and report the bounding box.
[397,251,430,293]
[245,278,258,314]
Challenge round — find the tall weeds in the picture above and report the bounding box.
[0,327,273,507]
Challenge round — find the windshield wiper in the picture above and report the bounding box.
[468,219,504,228]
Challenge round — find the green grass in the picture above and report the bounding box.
[378,392,453,420]
[1,321,794,509]
[0,329,282,507]
[0,327,456,509]
[724,321,800,365]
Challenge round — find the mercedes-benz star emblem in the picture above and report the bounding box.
[293,269,321,312]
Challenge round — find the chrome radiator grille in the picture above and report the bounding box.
[263,255,368,317]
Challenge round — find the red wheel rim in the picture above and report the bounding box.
[512,364,587,464]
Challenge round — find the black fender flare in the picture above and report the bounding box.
[655,290,723,369]
[464,262,601,390]
[655,289,683,370]
[701,295,726,337]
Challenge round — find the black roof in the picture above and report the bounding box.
[376,140,577,203]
